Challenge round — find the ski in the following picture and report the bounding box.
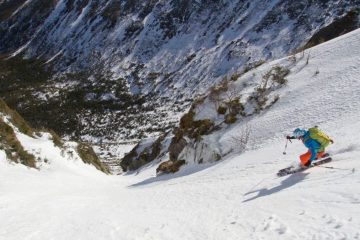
[277,157,332,177]
[277,153,330,174]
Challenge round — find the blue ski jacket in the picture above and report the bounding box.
[302,131,321,161]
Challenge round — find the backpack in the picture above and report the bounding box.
[308,127,331,151]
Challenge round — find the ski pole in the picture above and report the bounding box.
[316,165,355,172]
[283,139,289,155]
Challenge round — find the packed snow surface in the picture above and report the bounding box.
[1,29,360,240]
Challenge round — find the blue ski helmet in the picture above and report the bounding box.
[293,128,306,138]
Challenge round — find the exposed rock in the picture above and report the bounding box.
[303,9,360,49]
[156,159,186,174]
[120,133,167,171]
[168,130,187,161]
[77,143,110,174]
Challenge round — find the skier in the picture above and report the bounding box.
[286,127,334,168]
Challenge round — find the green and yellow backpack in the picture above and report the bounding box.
[307,127,331,152]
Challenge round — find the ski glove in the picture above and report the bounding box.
[286,136,295,140]
[330,139,334,144]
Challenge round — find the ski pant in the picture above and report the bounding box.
[300,151,325,165]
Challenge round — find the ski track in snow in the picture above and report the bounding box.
[1,30,360,240]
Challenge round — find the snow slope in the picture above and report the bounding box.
[1,29,360,240]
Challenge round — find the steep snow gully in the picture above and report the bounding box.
[1,29,360,240]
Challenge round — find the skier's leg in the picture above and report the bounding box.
[300,151,311,166]
[315,151,325,159]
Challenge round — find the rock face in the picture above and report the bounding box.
[156,159,186,175]
[0,1,359,142]
[120,133,168,172]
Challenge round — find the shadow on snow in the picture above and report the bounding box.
[243,172,309,202]
[128,162,221,188]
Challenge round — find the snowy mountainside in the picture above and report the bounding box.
[0,0,359,143]
[122,28,360,175]
[1,30,360,240]
[0,99,109,173]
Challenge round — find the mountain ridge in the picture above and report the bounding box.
[0,0,359,144]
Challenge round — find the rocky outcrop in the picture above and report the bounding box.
[168,131,187,161]
[77,143,110,174]
[303,9,360,49]
[120,133,168,172]
[156,159,186,175]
